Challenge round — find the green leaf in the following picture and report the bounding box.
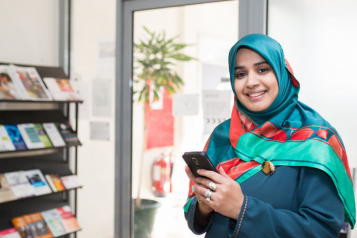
[168,54,196,61]
[153,90,160,101]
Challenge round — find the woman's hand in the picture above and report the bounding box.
[194,167,244,220]
[185,166,213,216]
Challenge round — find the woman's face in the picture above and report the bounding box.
[234,48,279,112]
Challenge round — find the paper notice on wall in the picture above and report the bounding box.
[202,90,231,134]
[90,121,110,141]
[172,93,199,116]
[92,79,112,118]
[97,38,115,79]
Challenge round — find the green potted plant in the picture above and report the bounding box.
[133,27,195,238]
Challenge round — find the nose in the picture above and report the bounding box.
[246,76,259,88]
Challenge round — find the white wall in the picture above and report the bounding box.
[268,0,357,167]
[71,1,116,238]
[268,0,357,236]
[0,0,59,66]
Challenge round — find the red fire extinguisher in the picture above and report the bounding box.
[152,153,173,197]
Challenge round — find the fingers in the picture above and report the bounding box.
[185,166,196,183]
[197,169,225,184]
[194,183,216,200]
[218,167,231,179]
[196,177,218,191]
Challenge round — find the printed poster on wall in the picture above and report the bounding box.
[145,88,174,149]
[202,90,231,135]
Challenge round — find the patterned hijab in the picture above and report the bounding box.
[184,34,355,227]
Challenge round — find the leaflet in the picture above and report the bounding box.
[42,123,66,147]
[9,65,52,101]
[22,169,52,196]
[33,123,52,148]
[4,125,27,150]
[0,124,15,151]
[43,77,81,101]
[0,66,23,100]
[18,124,45,149]
[4,171,34,199]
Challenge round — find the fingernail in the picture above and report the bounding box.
[197,169,201,174]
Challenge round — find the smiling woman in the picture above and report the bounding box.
[184,34,355,238]
[234,47,279,112]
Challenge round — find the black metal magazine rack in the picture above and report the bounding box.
[0,63,82,238]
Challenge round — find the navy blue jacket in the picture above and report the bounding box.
[185,166,344,238]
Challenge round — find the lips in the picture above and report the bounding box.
[246,90,267,98]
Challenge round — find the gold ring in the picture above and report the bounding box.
[197,197,202,203]
[208,182,216,191]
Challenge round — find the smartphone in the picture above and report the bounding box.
[182,151,218,178]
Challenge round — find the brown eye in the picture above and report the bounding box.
[235,72,246,78]
[258,68,269,73]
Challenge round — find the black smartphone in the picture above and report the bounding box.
[182,151,218,178]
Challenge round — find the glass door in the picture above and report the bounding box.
[131,1,238,237]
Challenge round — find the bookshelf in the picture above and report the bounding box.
[0,63,82,238]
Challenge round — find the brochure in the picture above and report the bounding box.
[43,78,81,101]
[9,65,52,101]
[40,209,66,237]
[23,170,52,196]
[22,213,53,238]
[55,122,80,146]
[60,175,81,190]
[4,125,27,150]
[0,66,23,100]
[4,171,35,199]
[45,175,65,192]
[12,216,33,238]
[33,124,52,148]
[17,124,45,149]
[0,228,21,238]
[56,206,80,233]
[0,174,17,203]
[42,123,65,147]
[0,124,16,151]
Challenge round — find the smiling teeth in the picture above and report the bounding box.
[249,92,265,97]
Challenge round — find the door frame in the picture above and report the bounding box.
[114,0,266,237]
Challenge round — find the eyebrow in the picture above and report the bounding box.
[235,61,268,70]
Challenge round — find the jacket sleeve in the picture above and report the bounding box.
[184,196,214,235]
[228,167,345,238]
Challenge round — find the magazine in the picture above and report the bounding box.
[0,124,16,151]
[4,125,27,150]
[40,209,66,237]
[55,122,80,146]
[0,228,21,238]
[0,174,17,203]
[42,123,65,147]
[45,175,65,192]
[43,78,81,101]
[17,124,45,149]
[56,206,80,233]
[22,213,53,238]
[23,170,52,196]
[12,213,53,238]
[33,124,52,148]
[4,171,35,199]
[12,216,33,238]
[0,66,23,100]
[60,175,81,190]
[9,65,52,101]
